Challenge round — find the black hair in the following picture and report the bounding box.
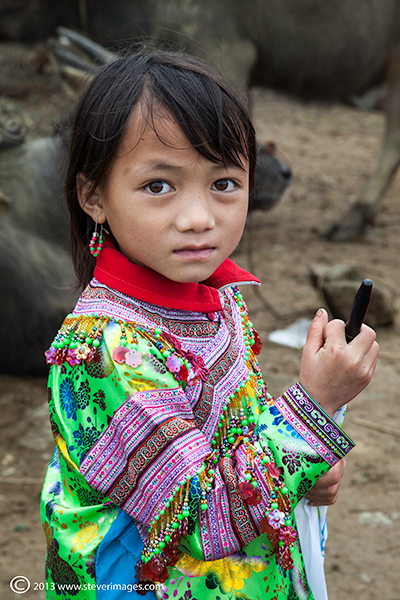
[65,47,257,289]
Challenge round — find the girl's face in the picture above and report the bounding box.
[79,108,249,283]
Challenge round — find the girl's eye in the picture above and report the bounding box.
[212,179,237,192]
[145,181,172,194]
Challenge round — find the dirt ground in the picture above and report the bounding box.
[1,42,400,600]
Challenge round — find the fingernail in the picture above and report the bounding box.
[315,308,323,318]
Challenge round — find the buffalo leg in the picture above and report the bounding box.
[323,43,400,240]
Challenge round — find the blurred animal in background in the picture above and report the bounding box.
[0,30,290,376]
[2,0,400,239]
[0,103,75,376]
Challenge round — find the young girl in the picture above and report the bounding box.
[41,48,379,600]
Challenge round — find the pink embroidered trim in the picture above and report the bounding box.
[80,387,211,526]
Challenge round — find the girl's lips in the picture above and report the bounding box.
[173,246,216,259]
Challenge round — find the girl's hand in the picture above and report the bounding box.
[299,308,379,417]
[305,458,346,506]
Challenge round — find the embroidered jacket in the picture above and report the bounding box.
[41,240,354,600]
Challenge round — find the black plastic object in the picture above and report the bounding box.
[345,279,373,343]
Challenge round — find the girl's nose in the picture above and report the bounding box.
[175,196,216,233]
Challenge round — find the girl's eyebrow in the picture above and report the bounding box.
[142,162,185,172]
[134,161,244,174]
[122,162,182,176]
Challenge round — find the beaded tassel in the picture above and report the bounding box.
[231,287,296,569]
[89,222,105,257]
[138,468,215,584]
[45,314,110,366]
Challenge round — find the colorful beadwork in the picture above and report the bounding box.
[45,314,110,366]
[89,222,105,257]
[44,287,303,585]
[136,287,296,580]
[42,271,357,599]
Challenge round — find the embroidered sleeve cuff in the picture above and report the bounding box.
[274,382,355,467]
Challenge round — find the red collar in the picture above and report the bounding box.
[94,238,260,312]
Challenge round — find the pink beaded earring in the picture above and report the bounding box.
[89,222,105,257]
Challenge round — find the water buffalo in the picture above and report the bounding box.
[0,32,290,376]
[0,112,76,375]
[2,0,400,239]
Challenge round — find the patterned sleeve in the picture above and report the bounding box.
[253,382,354,501]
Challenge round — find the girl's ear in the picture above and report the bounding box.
[76,174,107,223]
